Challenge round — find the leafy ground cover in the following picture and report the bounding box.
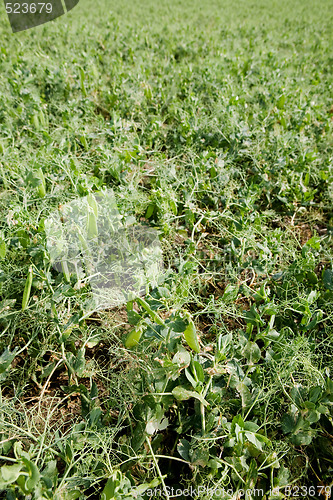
[0,0,333,498]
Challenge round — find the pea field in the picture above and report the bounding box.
[0,0,333,498]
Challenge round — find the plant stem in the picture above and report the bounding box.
[145,436,170,500]
[136,296,165,326]
[200,402,206,434]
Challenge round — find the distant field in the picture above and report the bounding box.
[0,0,333,498]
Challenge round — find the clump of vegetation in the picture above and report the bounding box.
[0,0,333,498]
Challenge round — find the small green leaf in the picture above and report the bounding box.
[73,347,86,376]
[190,446,209,467]
[276,465,290,486]
[309,386,322,403]
[266,452,280,469]
[222,284,239,303]
[132,421,146,452]
[89,407,102,428]
[303,235,321,251]
[323,269,333,291]
[245,431,271,450]
[41,460,58,480]
[101,478,116,500]
[245,431,263,450]
[172,348,191,367]
[31,114,39,130]
[192,360,205,383]
[172,386,209,407]
[145,415,168,435]
[17,229,30,248]
[127,310,141,325]
[167,315,187,332]
[135,478,161,496]
[0,348,17,382]
[79,66,87,97]
[306,271,318,284]
[0,463,23,484]
[65,443,73,463]
[177,439,191,461]
[281,413,295,434]
[307,410,320,423]
[245,458,258,488]
[277,94,286,109]
[326,378,333,394]
[169,199,178,215]
[236,382,252,408]
[243,341,261,364]
[290,431,313,446]
[243,421,259,432]
[185,367,198,388]
[209,165,217,178]
[217,332,232,356]
[291,385,307,407]
[54,489,81,500]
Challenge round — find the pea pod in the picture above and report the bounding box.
[36,168,46,198]
[79,66,87,97]
[87,193,98,239]
[0,238,6,259]
[136,297,165,326]
[87,193,98,217]
[32,114,39,130]
[184,319,200,353]
[22,267,33,311]
[38,110,46,128]
[77,228,90,254]
[61,260,71,283]
[87,211,98,239]
[125,325,143,348]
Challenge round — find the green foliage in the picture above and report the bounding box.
[1,0,333,496]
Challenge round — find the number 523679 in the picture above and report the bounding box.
[5,3,53,14]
